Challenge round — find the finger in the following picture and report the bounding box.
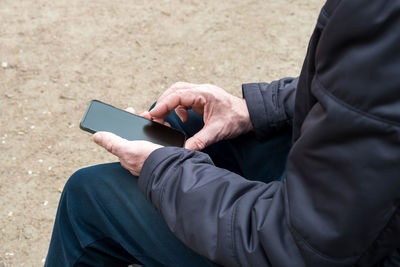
[157,82,197,104]
[93,132,127,158]
[154,120,171,127]
[140,111,152,119]
[125,107,136,114]
[152,117,166,124]
[175,105,189,122]
[140,111,170,126]
[184,125,217,151]
[150,90,206,119]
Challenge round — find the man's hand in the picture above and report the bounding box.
[93,132,162,176]
[143,82,253,150]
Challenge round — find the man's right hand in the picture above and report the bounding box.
[143,82,253,151]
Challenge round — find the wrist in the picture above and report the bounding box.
[234,97,254,133]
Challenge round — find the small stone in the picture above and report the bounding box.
[43,200,48,206]
[38,159,43,163]
[18,132,24,135]
[30,125,35,129]
[1,140,5,144]
[7,211,13,216]
[28,170,32,175]
[24,117,28,120]
[48,166,52,171]
[42,258,45,263]
[12,157,16,160]
[1,61,8,68]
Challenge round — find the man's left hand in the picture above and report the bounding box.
[93,132,162,176]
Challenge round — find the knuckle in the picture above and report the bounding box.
[113,145,122,156]
[106,142,113,153]
[193,138,206,150]
[125,154,138,166]
[125,157,135,166]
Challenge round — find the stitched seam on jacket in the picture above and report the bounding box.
[232,189,268,267]
[287,214,360,263]
[356,206,400,264]
[315,76,400,128]
[316,5,329,28]
[145,150,181,208]
[231,196,241,267]
[159,158,181,217]
[269,81,284,128]
[284,160,361,263]
[257,83,271,133]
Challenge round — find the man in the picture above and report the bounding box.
[46,1,400,266]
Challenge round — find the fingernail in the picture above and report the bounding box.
[141,111,150,119]
[93,133,101,143]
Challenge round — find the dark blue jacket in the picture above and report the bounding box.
[139,1,400,266]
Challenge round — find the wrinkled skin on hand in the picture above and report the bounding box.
[144,82,253,151]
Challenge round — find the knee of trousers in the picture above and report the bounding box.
[64,165,105,201]
[60,164,123,221]
[61,163,142,220]
[56,163,131,241]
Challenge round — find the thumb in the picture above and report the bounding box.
[93,131,127,157]
[184,127,215,151]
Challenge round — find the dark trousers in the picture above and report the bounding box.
[45,110,292,266]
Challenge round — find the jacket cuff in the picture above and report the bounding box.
[138,147,183,204]
[242,83,272,139]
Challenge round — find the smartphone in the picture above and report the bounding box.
[80,100,186,147]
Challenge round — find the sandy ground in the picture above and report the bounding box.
[0,0,323,266]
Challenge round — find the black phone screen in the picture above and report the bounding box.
[80,100,186,147]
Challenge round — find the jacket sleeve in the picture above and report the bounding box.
[242,77,298,139]
[139,147,304,267]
